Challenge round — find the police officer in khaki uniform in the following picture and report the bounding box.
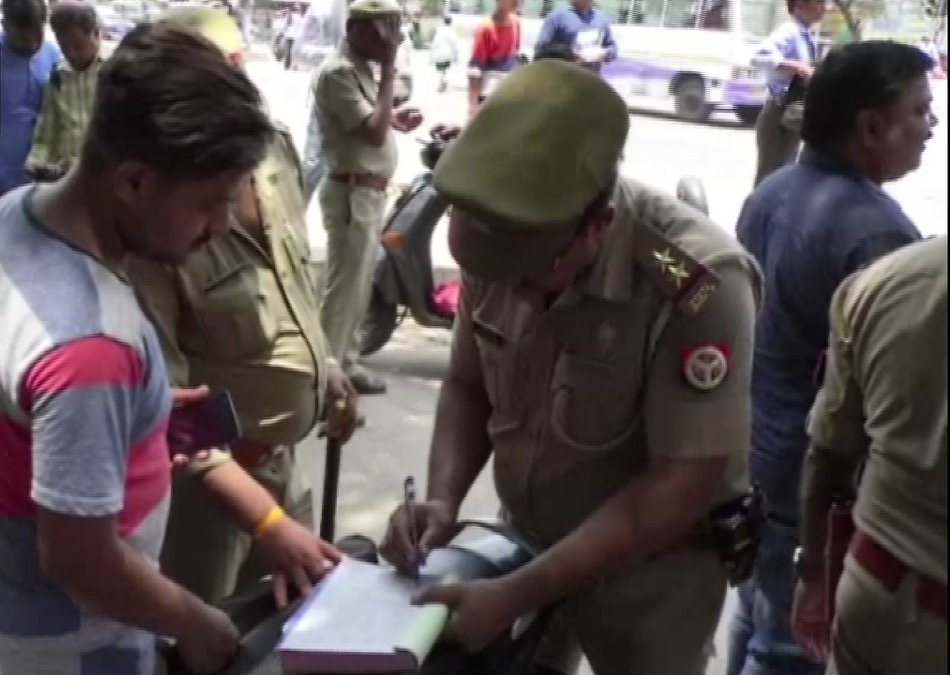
[314,0,422,395]
[127,7,359,608]
[380,60,762,675]
[792,236,947,675]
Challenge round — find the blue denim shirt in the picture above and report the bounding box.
[535,5,617,70]
[736,148,921,521]
[752,18,816,98]
[0,33,61,194]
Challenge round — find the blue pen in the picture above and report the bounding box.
[403,476,421,579]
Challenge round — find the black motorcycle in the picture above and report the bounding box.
[359,127,454,357]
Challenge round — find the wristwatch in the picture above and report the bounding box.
[793,546,823,583]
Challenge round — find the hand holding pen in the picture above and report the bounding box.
[380,478,462,578]
[403,476,422,579]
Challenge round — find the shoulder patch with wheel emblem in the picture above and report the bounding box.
[681,344,730,391]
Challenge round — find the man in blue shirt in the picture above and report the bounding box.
[750,0,824,186]
[535,0,616,72]
[726,40,934,675]
[0,0,60,196]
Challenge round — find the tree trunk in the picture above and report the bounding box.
[832,0,863,40]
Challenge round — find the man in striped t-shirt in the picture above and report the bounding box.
[25,1,101,181]
[0,23,273,675]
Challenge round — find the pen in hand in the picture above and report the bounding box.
[403,476,422,580]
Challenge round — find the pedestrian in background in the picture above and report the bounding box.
[535,0,617,72]
[750,0,825,186]
[467,0,520,117]
[727,39,933,675]
[282,3,305,70]
[314,0,423,395]
[793,236,947,675]
[25,0,101,181]
[429,15,458,93]
[0,0,60,196]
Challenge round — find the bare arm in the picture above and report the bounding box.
[24,336,234,663]
[467,74,484,114]
[426,277,493,515]
[467,26,489,114]
[38,511,209,638]
[798,444,863,568]
[798,278,870,567]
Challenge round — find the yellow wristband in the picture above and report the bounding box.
[253,505,286,540]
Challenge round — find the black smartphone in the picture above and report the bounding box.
[167,390,241,458]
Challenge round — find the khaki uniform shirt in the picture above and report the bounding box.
[127,128,329,470]
[450,178,762,549]
[314,44,397,179]
[808,236,947,583]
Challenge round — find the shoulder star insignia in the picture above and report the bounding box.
[669,261,691,288]
[652,249,675,269]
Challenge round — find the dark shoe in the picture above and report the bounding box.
[347,369,387,395]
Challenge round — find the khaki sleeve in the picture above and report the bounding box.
[316,65,374,134]
[445,274,486,388]
[644,264,757,460]
[127,258,233,475]
[806,275,868,455]
[275,127,306,194]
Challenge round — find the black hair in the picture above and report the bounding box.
[801,40,933,151]
[81,21,274,181]
[1,0,47,27]
[49,0,98,35]
[785,0,820,14]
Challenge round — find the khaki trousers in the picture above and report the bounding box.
[828,555,947,675]
[536,549,726,675]
[754,96,801,187]
[159,448,313,604]
[318,178,388,367]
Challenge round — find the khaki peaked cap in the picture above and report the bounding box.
[433,59,629,230]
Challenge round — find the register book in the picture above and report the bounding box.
[278,558,450,673]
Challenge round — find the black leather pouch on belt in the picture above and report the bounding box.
[708,484,765,586]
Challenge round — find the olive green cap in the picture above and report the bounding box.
[160,6,243,59]
[348,0,402,18]
[434,59,629,281]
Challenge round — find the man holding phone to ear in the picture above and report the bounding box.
[127,7,361,611]
[314,0,424,396]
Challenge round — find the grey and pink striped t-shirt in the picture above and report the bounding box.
[0,186,173,675]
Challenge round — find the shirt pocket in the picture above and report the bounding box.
[280,232,320,298]
[192,263,277,361]
[549,351,640,453]
[472,321,522,432]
